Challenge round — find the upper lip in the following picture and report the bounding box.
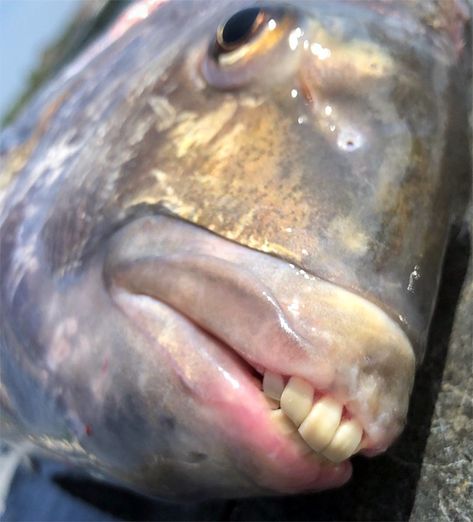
[105,251,328,389]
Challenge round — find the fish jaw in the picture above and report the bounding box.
[100,214,415,493]
[0,217,415,498]
[108,289,351,495]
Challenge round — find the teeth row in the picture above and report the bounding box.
[280,376,313,426]
[299,396,342,452]
[262,372,285,401]
[264,373,362,463]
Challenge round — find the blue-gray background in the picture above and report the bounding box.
[0,0,81,119]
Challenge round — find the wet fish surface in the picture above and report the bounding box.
[0,0,471,499]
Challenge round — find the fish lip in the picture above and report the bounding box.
[107,280,264,396]
[103,214,414,463]
[103,227,356,491]
[106,252,319,380]
[104,251,316,408]
[105,252,342,413]
[107,280,352,494]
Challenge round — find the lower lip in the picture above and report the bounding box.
[207,368,352,493]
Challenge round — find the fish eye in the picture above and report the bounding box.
[216,7,265,52]
[202,5,294,89]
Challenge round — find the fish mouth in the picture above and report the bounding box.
[104,214,415,494]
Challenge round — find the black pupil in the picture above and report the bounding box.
[222,7,261,45]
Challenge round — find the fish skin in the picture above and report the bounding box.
[0,0,470,499]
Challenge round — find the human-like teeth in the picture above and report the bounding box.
[280,377,314,426]
[298,396,342,452]
[288,432,313,456]
[263,371,285,401]
[268,376,363,462]
[270,410,312,455]
[264,395,280,410]
[321,419,363,463]
[270,409,297,435]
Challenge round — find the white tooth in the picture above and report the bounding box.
[288,432,313,456]
[322,419,363,463]
[298,396,342,452]
[280,377,314,426]
[263,372,285,401]
[255,364,265,375]
[308,452,330,465]
[264,395,280,410]
[270,409,297,435]
[270,410,316,457]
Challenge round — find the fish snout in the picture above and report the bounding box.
[103,214,415,492]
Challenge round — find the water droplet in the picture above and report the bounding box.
[407,264,421,292]
[268,19,277,31]
[289,27,303,50]
[310,42,331,60]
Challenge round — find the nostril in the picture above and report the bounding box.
[262,371,285,401]
[337,128,364,151]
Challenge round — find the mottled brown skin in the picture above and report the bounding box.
[0,0,470,499]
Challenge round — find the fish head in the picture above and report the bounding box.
[1,0,470,499]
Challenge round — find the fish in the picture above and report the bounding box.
[0,0,471,500]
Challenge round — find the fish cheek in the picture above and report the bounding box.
[148,100,310,257]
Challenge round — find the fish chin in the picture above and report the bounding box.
[99,213,415,495]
